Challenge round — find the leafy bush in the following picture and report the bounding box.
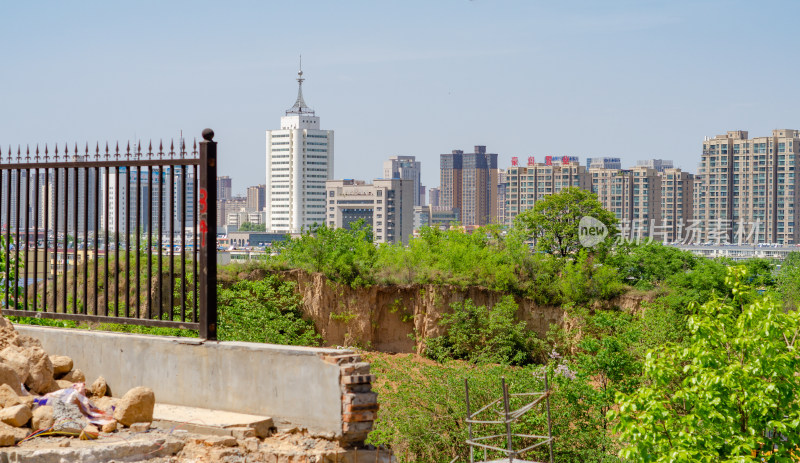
[216,276,320,346]
[425,296,545,366]
[270,220,377,287]
[606,243,698,289]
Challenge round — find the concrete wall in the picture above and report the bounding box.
[15,325,352,437]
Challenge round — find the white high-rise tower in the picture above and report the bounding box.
[265,62,334,234]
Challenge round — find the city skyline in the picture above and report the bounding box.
[2,1,799,194]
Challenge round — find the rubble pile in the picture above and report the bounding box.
[0,317,155,446]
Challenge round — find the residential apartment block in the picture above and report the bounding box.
[503,159,589,226]
[590,166,662,238]
[440,146,498,226]
[695,129,800,244]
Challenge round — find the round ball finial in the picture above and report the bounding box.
[202,128,214,141]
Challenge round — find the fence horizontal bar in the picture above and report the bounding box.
[3,310,201,331]
[0,158,199,170]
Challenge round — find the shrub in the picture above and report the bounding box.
[425,296,545,366]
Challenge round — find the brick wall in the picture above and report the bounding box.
[321,353,378,446]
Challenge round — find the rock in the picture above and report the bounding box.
[228,426,255,439]
[0,363,23,394]
[0,384,21,408]
[62,369,85,384]
[0,427,14,447]
[32,405,54,431]
[0,318,21,352]
[0,404,32,427]
[51,400,87,433]
[101,420,117,433]
[0,347,31,385]
[0,346,57,394]
[50,355,73,377]
[129,422,150,433]
[113,387,155,427]
[240,437,260,452]
[56,379,74,390]
[198,435,237,447]
[88,376,107,398]
[93,396,119,413]
[82,424,99,437]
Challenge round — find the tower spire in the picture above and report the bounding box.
[286,55,314,115]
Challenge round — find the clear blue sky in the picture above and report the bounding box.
[2,1,799,195]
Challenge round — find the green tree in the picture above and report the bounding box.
[610,266,800,462]
[514,188,618,257]
[606,242,698,290]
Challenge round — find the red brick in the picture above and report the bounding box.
[343,411,377,422]
[341,374,375,385]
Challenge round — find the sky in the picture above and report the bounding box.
[2,0,799,196]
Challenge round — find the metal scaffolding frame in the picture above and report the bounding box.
[459,373,554,463]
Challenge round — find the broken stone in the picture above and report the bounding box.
[199,435,237,447]
[0,346,58,394]
[0,404,32,427]
[50,355,73,377]
[129,422,150,433]
[0,363,23,394]
[240,437,260,452]
[32,405,54,431]
[93,396,118,413]
[56,379,74,390]
[113,387,155,427]
[88,376,107,398]
[0,383,21,408]
[101,420,117,433]
[0,427,14,447]
[51,399,87,433]
[61,368,85,384]
[228,426,255,439]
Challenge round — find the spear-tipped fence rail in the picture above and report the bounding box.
[0,129,217,340]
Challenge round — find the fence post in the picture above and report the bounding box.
[198,129,218,340]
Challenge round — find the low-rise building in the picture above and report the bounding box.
[326,178,415,244]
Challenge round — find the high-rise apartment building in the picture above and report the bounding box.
[326,178,414,244]
[504,160,589,225]
[590,166,661,236]
[660,168,694,242]
[247,184,266,212]
[106,166,195,235]
[428,187,440,207]
[217,176,232,201]
[383,156,424,206]
[265,66,334,234]
[440,150,462,215]
[496,169,507,226]
[695,130,800,244]
[440,146,498,226]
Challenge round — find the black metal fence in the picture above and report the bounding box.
[0,129,217,340]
